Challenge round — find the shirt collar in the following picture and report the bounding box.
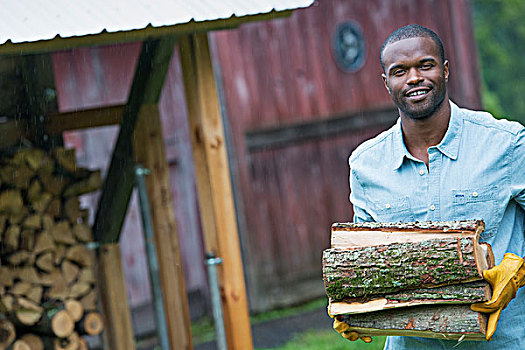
[391,100,463,170]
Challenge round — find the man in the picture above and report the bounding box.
[333,25,525,349]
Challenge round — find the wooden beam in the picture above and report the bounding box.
[0,11,294,57]
[133,104,192,350]
[179,33,253,350]
[93,36,175,243]
[44,104,124,135]
[97,243,135,350]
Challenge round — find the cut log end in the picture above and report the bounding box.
[51,310,75,338]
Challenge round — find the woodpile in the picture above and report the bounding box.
[0,147,104,350]
[323,220,494,340]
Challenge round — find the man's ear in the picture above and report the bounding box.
[382,73,391,94]
[444,60,449,83]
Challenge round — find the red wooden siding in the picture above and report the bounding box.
[210,0,481,310]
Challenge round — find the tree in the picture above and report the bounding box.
[472,0,525,123]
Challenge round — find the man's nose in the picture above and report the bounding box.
[406,68,423,85]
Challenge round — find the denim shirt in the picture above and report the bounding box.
[349,101,525,349]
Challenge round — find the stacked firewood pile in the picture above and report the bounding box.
[0,147,104,350]
[323,220,494,340]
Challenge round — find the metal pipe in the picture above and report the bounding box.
[206,253,227,350]
[135,165,170,350]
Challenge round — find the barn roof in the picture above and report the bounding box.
[0,0,313,54]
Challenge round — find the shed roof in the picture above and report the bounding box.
[0,0,313,54]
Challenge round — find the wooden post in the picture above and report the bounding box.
[133,104,192,350]
[97,244,135,350]
[179,33,253,350]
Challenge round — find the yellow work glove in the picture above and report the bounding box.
[471,253,525,341]
[332,316,372,343]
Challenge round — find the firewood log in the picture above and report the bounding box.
[8,206,29,225]
[1,295,14,313]
[62,171,101,198]
[45,198,62,219]
[19,230,35,251]
[76,312,104,336]
[38,269,62,287]
[7,251,33,266]
[3,226,20,253]
[33,232,55,255]
[51,148,77,174]
[54,246,67,266]
[26,180,42,204]
[0,190,23,215]
[64,300,83,323]
[35,252,54,273]
[41,215,54,231]
[17,267,40,284]
[20,306,74,339]
[50,331,79,350]
[44,276,68,301]
[63,198,81,224]
[77,268,95,284]
[0,266,14,287]
[79,290,96,311]
[10,282,32,297]
[71,224,92,244]
[61,261,80,286]
[68,282,91,299]
[64,246,93,268]
[52,222,75,246]
[337,304,487,340]
[13,297,43,326]
[9,339,31,350]
[26,285,43,305]
[22,215,41,230]
[0,164,33,189]
[19,334,44,350]
[38,172,68,197]
[31,193,52,214]
[0,319,16,349]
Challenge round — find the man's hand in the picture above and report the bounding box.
[332,317,372,343]
[471,253,525,340]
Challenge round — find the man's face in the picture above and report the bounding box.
[381,37,449,120]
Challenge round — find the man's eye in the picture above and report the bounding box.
[421,64,433,69]
[393,70,405,76]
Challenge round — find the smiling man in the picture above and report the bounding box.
[333,25,525,349]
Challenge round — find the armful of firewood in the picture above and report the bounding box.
[471,253,525,341]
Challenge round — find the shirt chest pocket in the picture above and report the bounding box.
[371,196,414,223]
[452,186,497,239]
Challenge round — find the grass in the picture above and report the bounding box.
[256,329,386,350]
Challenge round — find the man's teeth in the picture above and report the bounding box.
[408,90,427,96]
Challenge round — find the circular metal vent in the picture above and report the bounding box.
[332,21,366,72]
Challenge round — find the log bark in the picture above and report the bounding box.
[323,237,484,300]
[338,304,487,340]
[329,280,491,315]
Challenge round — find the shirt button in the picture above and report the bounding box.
[430,204,436,211]
[385,203,391,209]
[419,169,425,175]
[472,192,478,198]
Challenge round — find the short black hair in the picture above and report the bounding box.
[380,24,445,71]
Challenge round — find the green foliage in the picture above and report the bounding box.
[256,329,386,350]
[472,0,525,122]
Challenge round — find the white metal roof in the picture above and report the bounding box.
[0,0,313,46]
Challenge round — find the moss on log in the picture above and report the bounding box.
[323,237,482,300]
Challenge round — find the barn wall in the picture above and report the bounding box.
[210,0,481,311]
